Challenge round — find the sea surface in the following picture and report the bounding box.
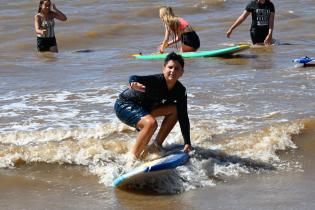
[1,0,315,209]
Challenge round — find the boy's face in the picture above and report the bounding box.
[163,60,184,82]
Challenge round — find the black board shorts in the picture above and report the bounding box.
[250,28,269,44]
[181,31,200,50]
[37,37,57,52]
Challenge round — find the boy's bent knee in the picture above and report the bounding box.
[146,118,158,130]
[141,116,158,130]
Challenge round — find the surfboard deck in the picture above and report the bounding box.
[132,44,250,60]
[113,150,189,187]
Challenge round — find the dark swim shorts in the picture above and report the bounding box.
[37,37,57,52]
[181,31,200,50]
[250,28,269,44]
[114,98,149,128]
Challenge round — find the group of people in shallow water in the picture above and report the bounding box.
[34,0,275,160]
[34,0,275,53]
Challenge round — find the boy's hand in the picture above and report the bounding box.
[183,144,192,153]
[129,82,146,92]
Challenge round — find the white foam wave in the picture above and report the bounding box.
[0,119,305,192]
[221,122,302,162]
[0,86,120,132]
[0,122,128,146]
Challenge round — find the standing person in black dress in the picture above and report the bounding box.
[226,0,275,45]
[114,52,192,159]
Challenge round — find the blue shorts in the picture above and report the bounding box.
[114,98,149,128]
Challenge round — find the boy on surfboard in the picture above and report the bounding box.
[114,52,192,159]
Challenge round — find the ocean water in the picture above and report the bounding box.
[1,0,315,209]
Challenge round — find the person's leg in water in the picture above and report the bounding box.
[49,37,58,53]
[131,115,158,159]
[131,104,177,158]
[49,46,58,53]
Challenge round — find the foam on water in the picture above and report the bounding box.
[0,86,120,132]
[0,118,306,193]
[90,119,303,192]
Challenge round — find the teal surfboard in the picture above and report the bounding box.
[113,151,189,188]
[133,44,250,60]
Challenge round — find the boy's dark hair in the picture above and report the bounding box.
[164,52,184,69]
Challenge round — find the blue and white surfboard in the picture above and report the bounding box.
[292,56,315,64]
[113,151,189,187]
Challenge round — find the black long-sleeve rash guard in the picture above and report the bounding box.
[119,74,191,145]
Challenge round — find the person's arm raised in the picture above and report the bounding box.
[52,3,67,21]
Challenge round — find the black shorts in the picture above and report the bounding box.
[250,28,269,44]
[37,37,57,52]
[181,31,200,50]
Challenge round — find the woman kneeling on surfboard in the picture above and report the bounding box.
[158,6,200,53]
[114,52,192,159]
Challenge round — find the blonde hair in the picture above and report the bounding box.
[159,6,179,48]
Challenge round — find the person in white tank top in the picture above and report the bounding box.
[34,0,67,53]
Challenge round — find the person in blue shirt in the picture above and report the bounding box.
[114,52,192,159]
